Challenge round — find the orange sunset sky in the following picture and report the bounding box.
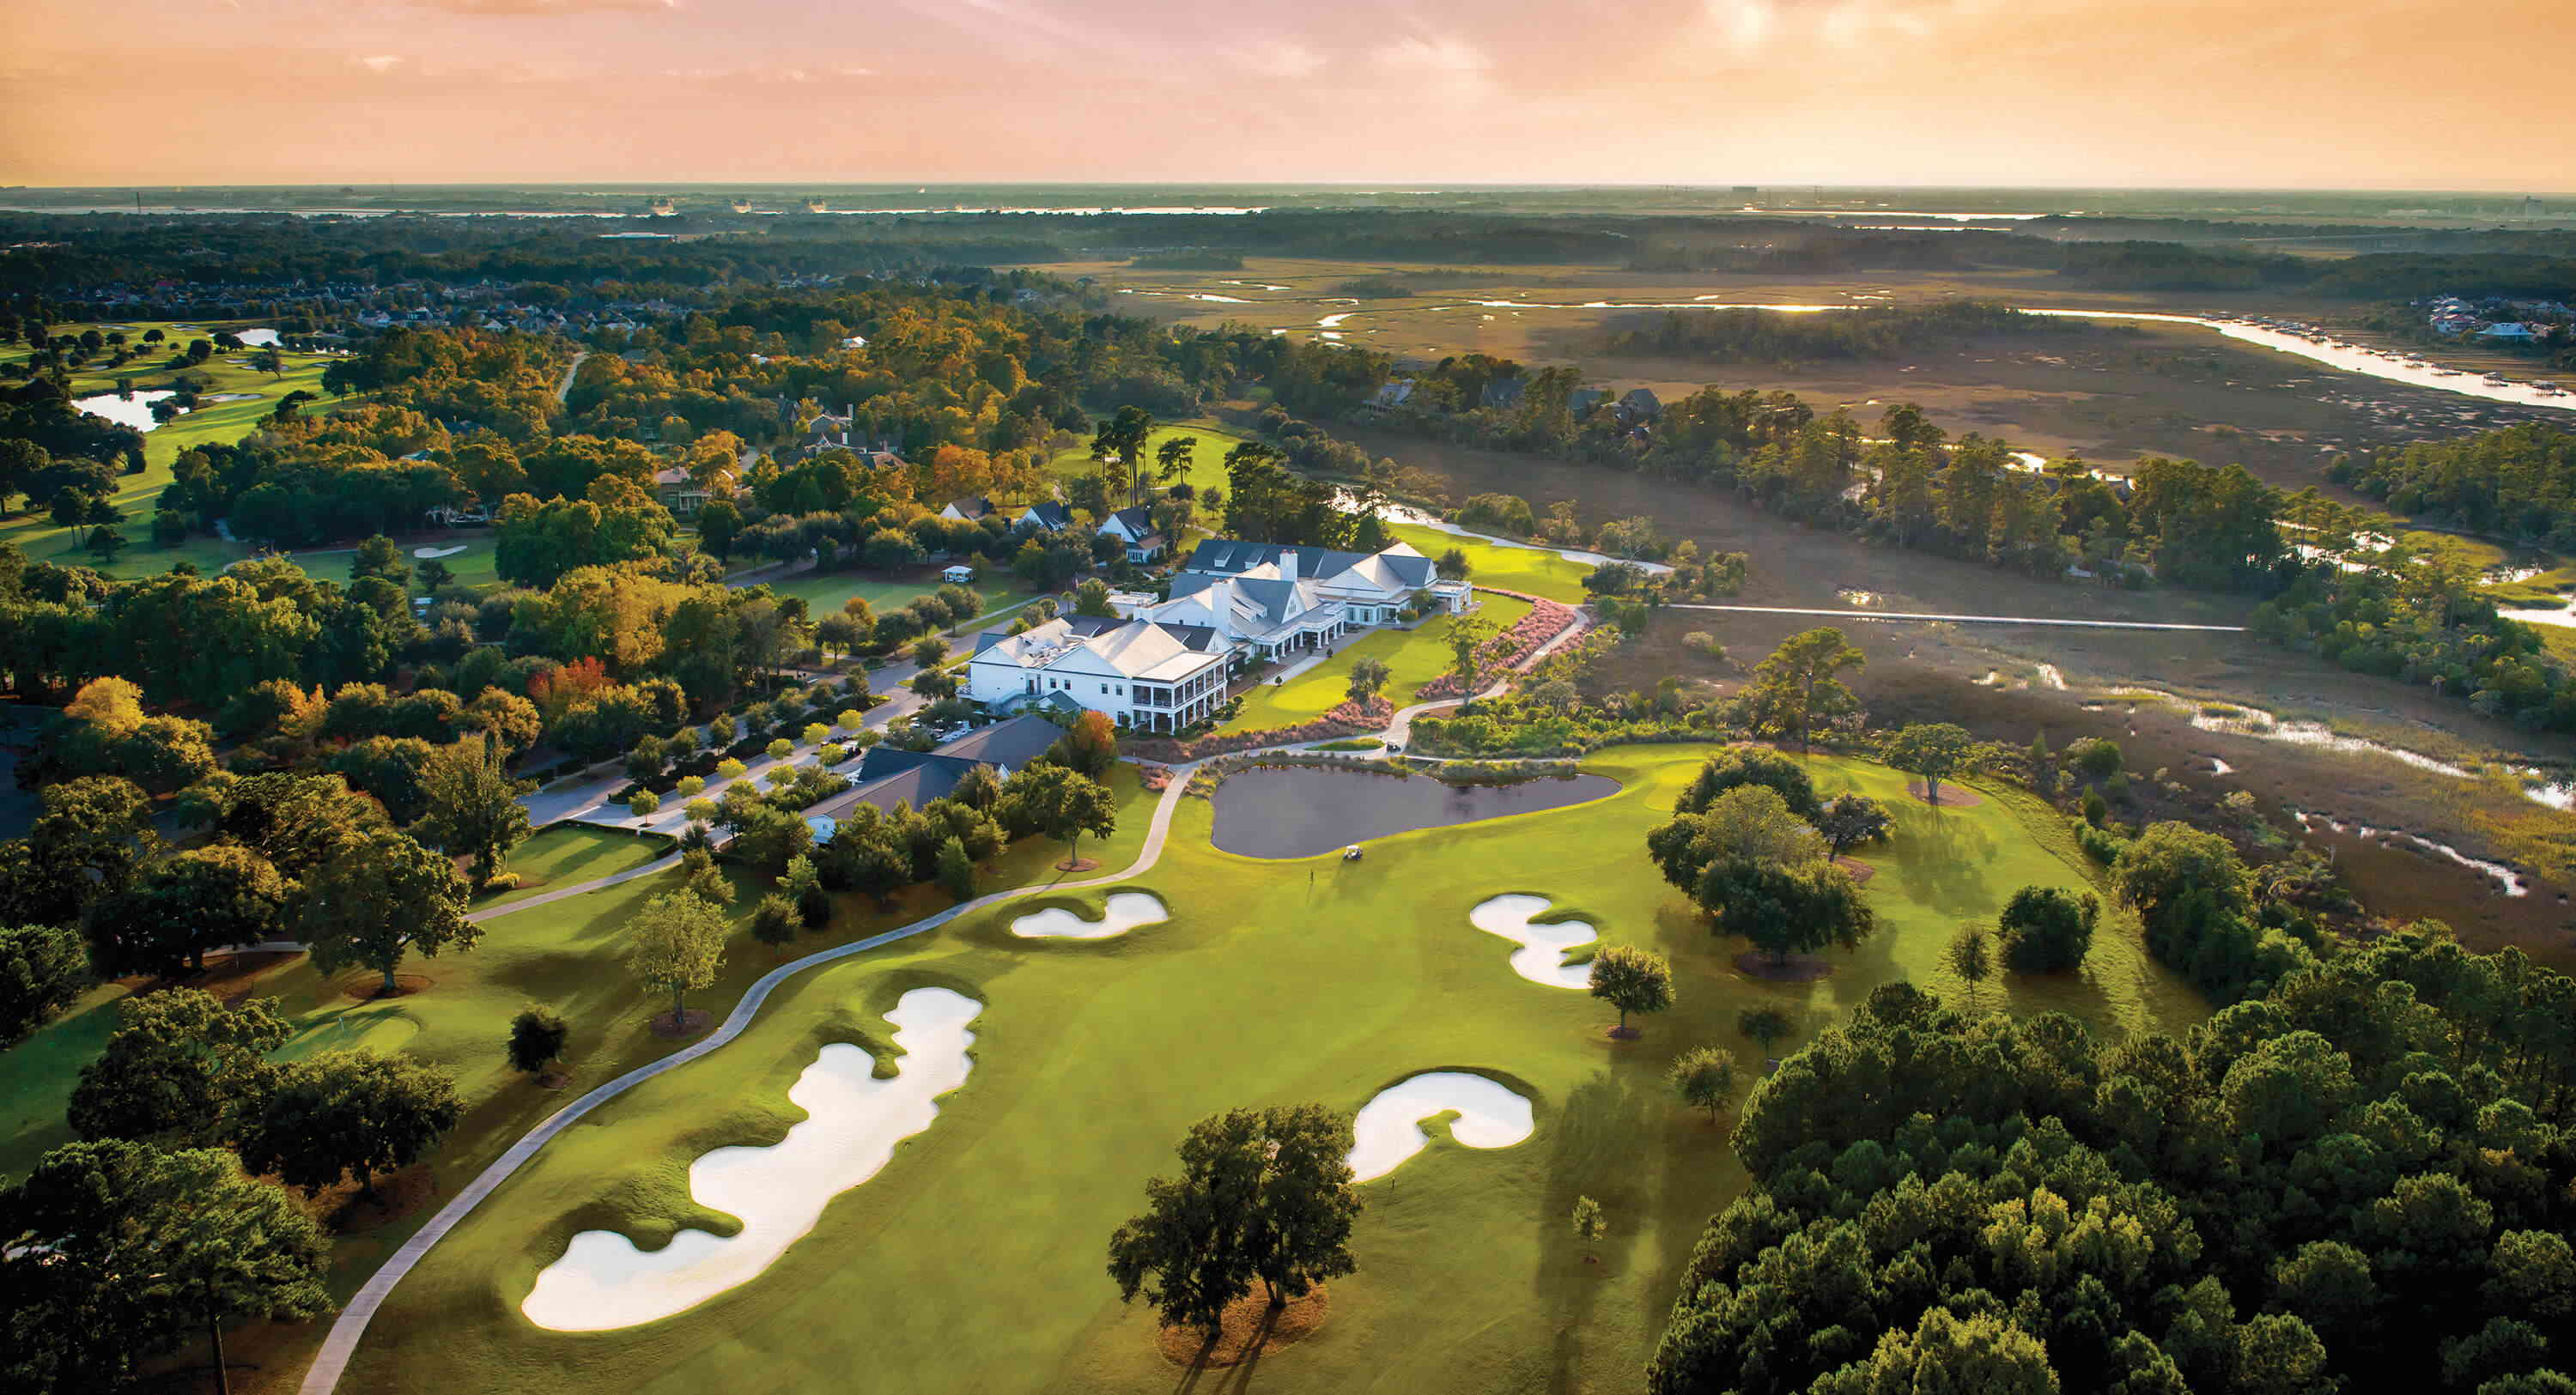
[0,0,2566,190]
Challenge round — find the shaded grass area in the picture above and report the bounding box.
[1224,596,1534,733]
[341,745,2202,1395]
[1044,420,1257,488]
[472,824,675,908]
[1386,523,1595,603]
[753,569,1018,623]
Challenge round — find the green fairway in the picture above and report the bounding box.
[1387,523,1596,603]
[1045,420,1255,488]
[0,320,356,579]
[472,824,673,907]
[336,746,2203,1395]
[1224,595,1533,731]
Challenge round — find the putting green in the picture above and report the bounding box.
[335,746,2203,1395]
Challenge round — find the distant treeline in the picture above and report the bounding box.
[2330,422,2576,548]
[1595,299,2074,362]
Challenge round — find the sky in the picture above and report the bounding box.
[0,0,2565,190]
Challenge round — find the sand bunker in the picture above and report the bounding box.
[1346,1071,1534,1182]
[413,544,469,559]
[519,986,981,1331]
[1467,895,1595,989]
[1009,891,1166,940]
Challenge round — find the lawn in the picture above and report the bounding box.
[471,824,674,908]
[1044,420,1256,489]
[1388,522,1596,603]
[333,745,2204,1395]
[0,319,357,580]
[1224,595,1534,732]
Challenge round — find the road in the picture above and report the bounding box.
[1664,603,2245,633]
[551,350,589,405]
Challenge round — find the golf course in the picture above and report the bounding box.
[309,743,2202,1395]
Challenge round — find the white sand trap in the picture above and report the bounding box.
[1009,891,1166,940]
[519,986,981,1331]
[1346,1071,1534,1182]
[412,544,469,559]
[1469,895,1596,989]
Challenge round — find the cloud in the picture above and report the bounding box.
[1371,33,1491,75]
[414,0,677,14]
[357,54,404,72]
[1230,39,1324,81]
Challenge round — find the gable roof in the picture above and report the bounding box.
[1019,501,1073,531]
[945,496,995,520]
[932,713,1063,770]
[1103,506,1153,537]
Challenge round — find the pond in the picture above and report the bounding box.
[76,390,179,432]
[1208,765,1619,859]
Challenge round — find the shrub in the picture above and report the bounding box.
[766,738,793,761]
[1997,886,2099,973]
[628,790,661,817]
[676,775,706,798]
[716,758,748,779]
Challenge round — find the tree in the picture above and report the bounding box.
[83,844,288,980]
[0,922,88,1046]
[1589,943,1674,1035]
[1436,546,1471,581]
[1108,1105,1361,1331]
[1740,627,1865,753]
[1647,785,1825,895]
[1668,1045,1741,1121]
[1570,1195,1607,1262]
[1073,577,1115,617]
[1881,722,1975,805]
[1697,858,1876,967]
[1002,763,1118,870]
[1946,923,1993,1007]
[1998,885,2099,973]
[936,836,975,901]
[507,1006,570,1081]
[1674,746,1821,819]
[1091,405,1156,508]
[782,852,831,929]
[349,533,410,590]
[1346,655,1393,707]
[750,892,800,949]
[235,1050,461,1204]
[1736,1005,1794,1058]
[1054,709,1119,779]
[629,889,726,1029]
[66,989,287,1146]
[1443,612,1496,685]
[0,1139,331,1395]
[1155,434,1196,490]
[298,828,477,996]
[415,731,533,890]
[1814,793,1893,858]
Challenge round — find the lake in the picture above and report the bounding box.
[1208,765,1619,859]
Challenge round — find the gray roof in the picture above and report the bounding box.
[946,496,994,520]
[1107,506,1151,535]
[1180,540,1436,591]
[806,714,1063,822]
[1019,501,1072,531]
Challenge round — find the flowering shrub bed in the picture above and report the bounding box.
[1414,591,1582,701]
[1124,695,1394,763]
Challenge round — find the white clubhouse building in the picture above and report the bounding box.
[963,539,1474,731]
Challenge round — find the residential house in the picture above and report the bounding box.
[1159,538,1473,662]
[1097,506,1166,562]
[805,714,1063,827]
[1479,378,1528,410]
[2479,323,2542,342]
[1369,379,1417,409]
[941,496,997,523]
[964,616,1230,731]
[1017,501,1074,532]
[652,464,732,518]
[1615,387,1663,423]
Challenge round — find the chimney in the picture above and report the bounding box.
[1279,549,1298,581]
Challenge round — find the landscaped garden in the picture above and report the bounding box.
[323,743,2202,1395]
[1221,594,1534,733]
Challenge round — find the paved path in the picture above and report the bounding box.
[1665,603,2245,633]
[551,350,589,405]
[296,750,1224,1395]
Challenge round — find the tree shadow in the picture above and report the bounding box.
[1885,802,2000,919]
[1535,1067,1656,1392]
